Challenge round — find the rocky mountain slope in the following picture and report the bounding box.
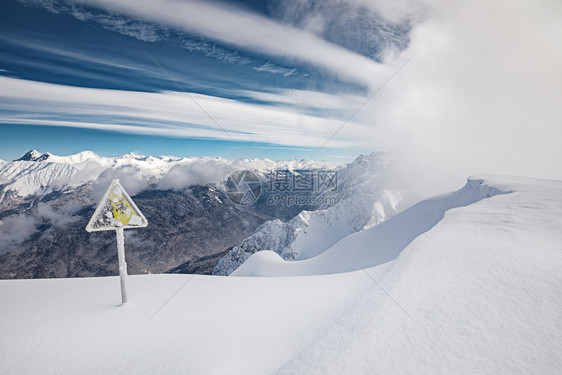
[0,150,338,278]
[214,153,403,275]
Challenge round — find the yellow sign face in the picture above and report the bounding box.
[110,193,139,226]
[86,180,148,232]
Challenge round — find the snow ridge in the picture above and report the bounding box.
[231,176,513,277]
[213,153,402,275]
[275,176,562,374]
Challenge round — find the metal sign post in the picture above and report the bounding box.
[86,179,148,305]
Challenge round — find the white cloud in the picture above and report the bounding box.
[18,0,165,42]
[157,157,338,191]
[349,0,426,23]
[243,89,366,114]
[253,62,296,77]
[179,38,251,65]
[0,34,147,72]
[360,0,562,197]
[0,203,81,253]
[158,160,236,191]
[8,0,416,156]
[12,0,559,192]
[35,203,82,228]
[92,166,154,201]
[0,214,39,253]
[270,0,416,61]
[0,76,373,150]
[69,0,392,87]
[72,9,165,42]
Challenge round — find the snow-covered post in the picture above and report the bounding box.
[115,228,128,304]
[86,179,148,305]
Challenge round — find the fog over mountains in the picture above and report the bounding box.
[0,150,392,279]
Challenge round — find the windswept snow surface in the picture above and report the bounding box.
[276,176,562,374]
[232,177,505,277]
[1,176,561,374]
[0,272,373,375]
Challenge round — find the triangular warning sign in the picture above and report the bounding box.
[86,179,148,232]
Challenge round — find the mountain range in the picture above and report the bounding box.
[0,150,393,278]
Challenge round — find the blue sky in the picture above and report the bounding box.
[0,0,410,161]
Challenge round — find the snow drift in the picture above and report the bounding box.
[232,176,506,277]
[276,176,562,374]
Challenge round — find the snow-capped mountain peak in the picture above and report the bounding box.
[37,151,100,164]
[0,150,344,201]
[1,150,153,199]
[117,152,147,160]
[15,150,44,162]
[13,150,100,164]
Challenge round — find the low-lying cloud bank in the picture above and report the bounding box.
[158,161,236,191]
[0,203,81,253]
[0,154,338,254]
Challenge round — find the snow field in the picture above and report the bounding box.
[0,272,373,374]
[1,175,561,374]
[277,177,562,374]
